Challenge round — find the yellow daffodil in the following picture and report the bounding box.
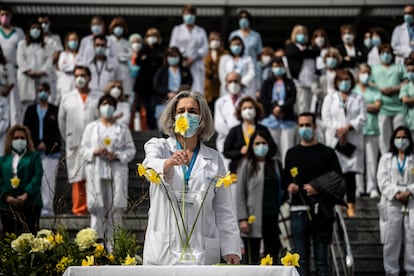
[46,235,54,244]
[281,252,300,267]
[94,243,104,256]
[123,254,137,265]
[215,172,233,188]
[137,163,147,177]
[147,169,161,184]
[10,177,20,189]
[260,254,273,266]
[248,215,256,224]
[56,256,73,273]
[103,137,112,147]
[108,254,115,263]
[54,233,63,244]
[230,173,237,183]
[290,167,298,178]
[81,255,94,266]
[174,115,189,136]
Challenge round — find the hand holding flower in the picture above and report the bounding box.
[287,183,299,194]
[303,184,318,196]
[94,147,108,156]
[164,150,190,173]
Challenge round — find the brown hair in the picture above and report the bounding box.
[63,31,79,51]
[235,96,264,123]
[340,24,356,35]
[108,17,128,36]
[4,124,35,155]
[334,69,355,91]
[182,4,196,14]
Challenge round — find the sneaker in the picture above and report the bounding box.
[369,190,379,199]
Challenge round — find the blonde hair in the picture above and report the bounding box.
[290,25,308,43]
[103,80,126,102]
[4,124,35,155]
[323,47,343,64]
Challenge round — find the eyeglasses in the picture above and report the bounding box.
[227,80,239,84]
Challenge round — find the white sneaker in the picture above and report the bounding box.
[369,190,379,199]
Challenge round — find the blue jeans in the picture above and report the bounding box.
[291,211,329,276]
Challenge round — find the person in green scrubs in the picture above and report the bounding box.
[400,59,414,139]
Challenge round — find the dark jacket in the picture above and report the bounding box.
[223,124,277,173]
[260,76,297,121]
[23,103,61,155]
[335,43,368,69]
[153,65,193,104]
[285,42,319,79]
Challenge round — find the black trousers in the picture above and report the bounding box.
[0,205,41,235]
[344,172,356,203]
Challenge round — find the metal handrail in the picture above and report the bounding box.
[330,205,354,276]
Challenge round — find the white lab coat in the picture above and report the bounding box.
[0,96,9,152]
[218,54,255,97]
[87,57,123,92]
[114,101,131,127]
[169,23,208,93]
[58,89,101,182]
[16,40,54,102]
[391,22,413,64]
[108,35,133,95]
[321,91,366,173]
[0,26,24,66]
[142,137,241,265]
[57,51,76,102]
[80,120,136,211]
[75,34,116,66]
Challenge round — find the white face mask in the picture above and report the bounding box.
[109,87,122,99]
[209,40,220,50]
[241,107,256,121]
[261,55,272,66]
[146,36,157,45]
[314,36,325,48]
[131,42,142,52]
[227,82,241,95]
[12,139,27,153]
[99,104,115,118]
[75,76,87,88]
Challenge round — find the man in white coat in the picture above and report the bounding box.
[391,5,414,64]
[214,72,245,170]
[85,35,123,93]
[58,65,101,215]
[169,5,208,94]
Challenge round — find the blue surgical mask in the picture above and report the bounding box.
[99,104,115,118]
[38,91,49,101]
[359,73,370,85]
[371,36,381,47]
[253,144,269,158]
[407,72,414,82]
[68,40,78,50]
[183,14,196,25]
[296,34,306,44]
[113,26,124,37]
[95,46,106,57]
[338,80,352,92]
[167,56,180,66]
[394,138,410,151]
[325,57,337,68]
[404,14,413,24]
[30,28,41,40]
[298,127,314,142]
[91,24,102,35]
[363,38,372,48]
[41,23,49,33]
[230,45,242,56]
[12,139,27,153]
[239,18,250,29]
[175,112,201,138]
[272,67,285,76]
[380,52,393,64]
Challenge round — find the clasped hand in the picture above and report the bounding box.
[94,147,117,161]
[6,193,28,208]
[288,183,318,196]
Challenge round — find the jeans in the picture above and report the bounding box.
[291,211,329,276]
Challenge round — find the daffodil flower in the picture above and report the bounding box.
[281,252,300,267]
[248,215,256,224]
[123,254,137,265]
[137,163,147,177]
[108,254,115,263]
[81,255,94,266]
[10,177,20,189]
[174,115,189,136]
[260,254,273,266]
[94,243,104,256]
[103,137,112,147]
[290,167,298,178]
[147,169,161,184]
[54,233,63,244]
[215,172,233,188]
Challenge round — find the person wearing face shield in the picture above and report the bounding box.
[391,5,414,64]
[169,5,208,94]
[214,72,246,171]
[321,69,366,217]
[80,94,136,252]
[371,44,407,155]
[377,126,414,276]
[0,124,43,234]
[23,82,61,217]
[142,90,241,265]
[86,35,123,93]
[58,65,101,216]
[103,80,130,127]
[335,24,368,71]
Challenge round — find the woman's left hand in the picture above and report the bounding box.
[224,254,240,264]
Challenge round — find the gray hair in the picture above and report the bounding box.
[159,90,215,142]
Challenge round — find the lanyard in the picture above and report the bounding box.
[242,124,255,146]
[396,155,407,176]
[177,141,200,187]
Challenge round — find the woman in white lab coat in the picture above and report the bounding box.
[103,80,130,127]
[108,17,133,96]
[57,31,79,102]
[169,5,208,93]
[321,68,366,217]
[17,20,53,113]
[80,94,136,251]
[219,36,255,97]
[377,126,414,276]
[142,90,241,265]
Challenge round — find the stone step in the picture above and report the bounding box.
[347,229,381,243]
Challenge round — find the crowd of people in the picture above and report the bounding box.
[0,2,413,274]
